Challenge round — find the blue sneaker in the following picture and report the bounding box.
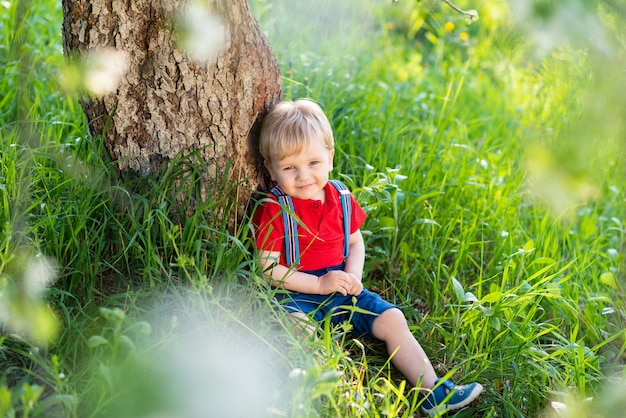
[419,378,483,416]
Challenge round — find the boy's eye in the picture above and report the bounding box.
[310,161,319,166]
[283,166,294,171]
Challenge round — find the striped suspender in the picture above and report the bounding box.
[269,181,352,267]
[328,180,352,260]
[269,186,301,267]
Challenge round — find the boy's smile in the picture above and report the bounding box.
[265,139,334,202]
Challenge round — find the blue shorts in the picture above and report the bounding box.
[276,265,396,338]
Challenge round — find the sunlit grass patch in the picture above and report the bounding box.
[0,0,624,416]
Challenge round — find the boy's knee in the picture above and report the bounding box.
[373,308,408,335]
[288,312,315,337]
[382,307,406,322]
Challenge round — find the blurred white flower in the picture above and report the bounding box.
[84,47,129,97]
[511,1,610,57]
[23,255,57,298]
[0,253,59,343]
[289,368,307,379]
[177,3,226,63]
[551,401,567,413]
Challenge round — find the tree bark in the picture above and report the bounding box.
[61,0,281,210]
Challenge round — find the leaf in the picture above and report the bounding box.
[452,277,465,303]
[98,363,114,389]
[602,307,615,315]
[416,218,441,227]
[36,394,78,413]
[379,216,396,228]
[0,386,12,417]
[464,292,478,303]
[530,257,557,266]
[127,321,152,336]
[316,370,343,384]
[481,292,501,304]
[119,335,136,353]
[580,216,597,239]
[488,316,501,331]
[20,384,44,406]
[425,31,438,45]
[600,271,617,290]
[399,241,415,257]
[523,240,535,252]
[87,335,108,349]
[99,307,125,323]
[480,306,495,317]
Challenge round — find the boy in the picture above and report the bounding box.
[252,99,482,416]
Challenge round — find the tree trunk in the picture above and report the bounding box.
[61,0,281,211]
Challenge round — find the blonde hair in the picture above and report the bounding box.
[259,99,334,163]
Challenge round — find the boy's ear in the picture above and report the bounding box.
[328,148,335,172]
[264,160,276,180]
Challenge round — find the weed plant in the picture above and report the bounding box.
[1,0,625,417]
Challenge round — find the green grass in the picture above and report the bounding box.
[1,0,625,416]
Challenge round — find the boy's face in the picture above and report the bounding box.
[265,139,334,201]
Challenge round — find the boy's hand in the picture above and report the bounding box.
[318,271,363,296]
[346,273,363,296]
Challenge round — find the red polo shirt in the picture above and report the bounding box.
[253,182,367,271]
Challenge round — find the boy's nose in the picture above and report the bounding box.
[296,168,310,180]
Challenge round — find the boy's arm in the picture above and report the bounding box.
[259,250,357,296]
[344,229,365,281]
[259,251,319,293]
[343,229,365,295]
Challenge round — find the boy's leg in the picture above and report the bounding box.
[278,291,330,338]
[371,308,483,415]
[371,308,437,390]
[288,311,316,338]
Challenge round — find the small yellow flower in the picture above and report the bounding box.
[459,32,469,41]
[444,22,455,32]
[385,22,394,30]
